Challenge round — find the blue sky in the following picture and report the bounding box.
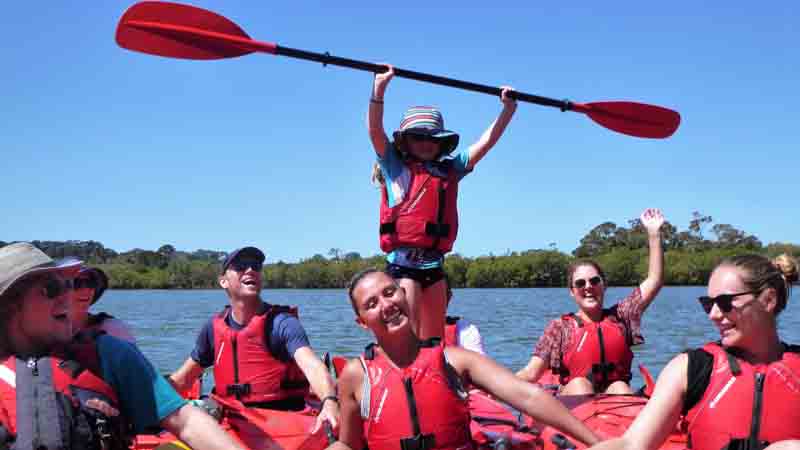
[2,2,797,262]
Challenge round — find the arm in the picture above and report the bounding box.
[168,357,205,394]
[161,404,245,450]
[368,65,394,158]
[294,346,340,431]
[446,347,599,447]
[466,87,517,170]
[324,359,366,450]
[587,353,688,450]
[638,208,665,309]
[515,354,549,383]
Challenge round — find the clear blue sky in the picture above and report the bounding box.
[2,2,797,262]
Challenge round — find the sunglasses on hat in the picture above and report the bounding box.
[698,290,759,314]
[41,278,74,299]
[229,260,263,272]
[573,276,602,289]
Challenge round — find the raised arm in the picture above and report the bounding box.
[446,347,600,447]
[368,65,394,158]
[324,359,366,450]
[638,208,665,309]
[466,86,517,170]
[294,346,340,432]
[587,353,688,450]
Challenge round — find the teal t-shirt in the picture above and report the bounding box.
[96,334,186,433]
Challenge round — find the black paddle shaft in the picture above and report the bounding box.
[276,45,572,110]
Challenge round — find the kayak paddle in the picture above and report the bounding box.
[116,1,681,139]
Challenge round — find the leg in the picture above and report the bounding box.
[415,278,447,341]
[396,278,423,337]
[559,377,594,395]
[604,380,633,395]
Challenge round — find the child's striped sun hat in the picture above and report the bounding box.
[393,106,460,155]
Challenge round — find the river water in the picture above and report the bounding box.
[99,286,800,389]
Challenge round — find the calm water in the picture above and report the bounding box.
[99,287,800,389]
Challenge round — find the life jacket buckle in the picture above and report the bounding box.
[400,433,436,450]
[226,383,251,397]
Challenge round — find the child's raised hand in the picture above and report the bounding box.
[373,64,395,99]
[499,86,517,109]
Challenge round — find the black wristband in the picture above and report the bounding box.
[370,97,384,104]
[320,395,339,409]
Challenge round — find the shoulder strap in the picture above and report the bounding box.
[420,337,441,348]
[364,343,378,360]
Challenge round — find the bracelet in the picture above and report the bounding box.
[320,395,339,409]
[370,97,384,104]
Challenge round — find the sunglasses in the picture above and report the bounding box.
[74,278,98,290]
[405,133,437,143]
[41,278,74,299]
[573,276,602,289]
[229,260,263,272]
[698,291,759,314]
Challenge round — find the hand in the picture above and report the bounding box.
[640,208,665,235]
[373,64,394,99]
[500,86,517,109]
[312,398,340,434]
[85,398,120,417]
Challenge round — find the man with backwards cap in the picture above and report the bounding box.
[71,265,137,343]
[169,246,340,433]
[0,242,244,450]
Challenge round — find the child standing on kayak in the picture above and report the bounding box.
[368,64,517,340]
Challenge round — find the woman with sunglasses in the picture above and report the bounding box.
[516,208,665,395]
[328,269,600,450]
[587,254,800,450]
[71,265,137,343]
[368,64,517,341]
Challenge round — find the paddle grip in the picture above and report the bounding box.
[275,46,569,110]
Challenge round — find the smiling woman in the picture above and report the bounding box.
[516,208,666,395]
[330,269,601,450]
[586,254,800,450]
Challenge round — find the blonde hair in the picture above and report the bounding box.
[371,162,385,187]
[772,253,799,284]
[716,254,793,316]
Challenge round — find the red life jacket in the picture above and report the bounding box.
[212,304,310,405]
[360,340,473,450]
[443,316,459,348]
[686,342,800,450]
[557,313,633,390]
[379,161,459,254]
[0,332,129,450]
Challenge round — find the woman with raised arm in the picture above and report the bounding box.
[516,208,665,395]
[588,254,800,450]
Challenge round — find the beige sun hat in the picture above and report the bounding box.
[0,242,81,298]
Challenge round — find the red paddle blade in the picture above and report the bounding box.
[116,1,275,60]
[572,101,681,139]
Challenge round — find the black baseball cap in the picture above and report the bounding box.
[220,247,265,274]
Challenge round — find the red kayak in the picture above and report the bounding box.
[132,377,331,450]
